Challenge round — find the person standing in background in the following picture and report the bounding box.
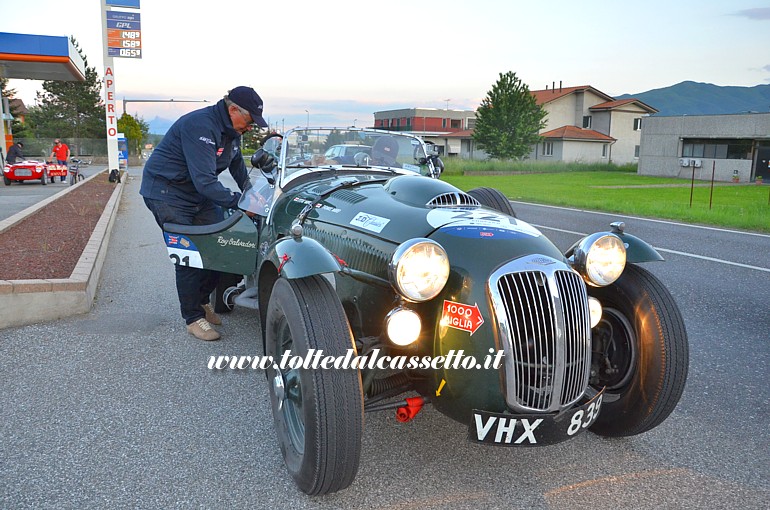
[6,141,24,164]
[50,139,70,182]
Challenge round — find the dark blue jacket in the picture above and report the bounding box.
[7,143,23,164]
[140,99,250,208]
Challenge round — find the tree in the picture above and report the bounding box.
[117,113,149,156]
[27,37,105,153]
[473,71,547,160]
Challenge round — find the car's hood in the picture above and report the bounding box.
[274,174,563,260]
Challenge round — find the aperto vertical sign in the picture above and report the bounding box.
[104,66,118,139]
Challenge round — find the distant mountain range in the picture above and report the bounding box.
[617,81,770,116]
[147,116,174,135]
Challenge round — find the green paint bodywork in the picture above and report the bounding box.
[617,232,665,262]
[165,165,660,425]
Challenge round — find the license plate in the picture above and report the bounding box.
[469,389,604,446]
[15,169,32,176]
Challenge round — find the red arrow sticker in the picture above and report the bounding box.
[442,300,485,335]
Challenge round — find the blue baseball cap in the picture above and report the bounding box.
[228,86,268,128]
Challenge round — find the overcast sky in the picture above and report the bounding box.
[2,0,769,130]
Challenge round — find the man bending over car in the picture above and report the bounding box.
[140,86,268,341]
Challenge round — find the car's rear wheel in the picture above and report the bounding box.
[265,276,363,495]
[467,187,517,217]
[41,168,48,185]
[588,264,689,436]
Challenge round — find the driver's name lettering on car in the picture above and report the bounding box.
[442,300,484,335]
[350,212,390,233]
[216,236,256,249]
[473,414,544,444]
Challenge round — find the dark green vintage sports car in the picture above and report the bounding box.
[163,127,688,495]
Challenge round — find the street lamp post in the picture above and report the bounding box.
[122,98,208,116]
[305,109,309,129]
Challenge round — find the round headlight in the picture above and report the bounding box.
[388,239,449,302]
[571,233,626,286]
[386,308,422,346]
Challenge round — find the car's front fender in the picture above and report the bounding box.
[565,230,664,263]
[267,236,342,279]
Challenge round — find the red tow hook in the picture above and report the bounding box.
[396,397,427,423]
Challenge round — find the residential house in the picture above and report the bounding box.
[530,85,657,164]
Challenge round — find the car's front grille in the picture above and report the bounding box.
[489,256,591,413]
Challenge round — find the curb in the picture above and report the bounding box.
[0,171,125,329]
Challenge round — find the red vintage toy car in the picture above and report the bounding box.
[2,160,68,185]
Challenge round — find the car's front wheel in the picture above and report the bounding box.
[265,275,363,495]
[41,168,48,185]
[588,264,689,436]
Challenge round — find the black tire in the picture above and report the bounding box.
[210,273,242,313]
[588,264,689,437]
[467,187,517,217]
[3,176,11,186]
[265,276,363,495]
[41,169,48,185]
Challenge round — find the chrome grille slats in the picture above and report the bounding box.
[426,192,480,208]
[489,255,592,413]
[554,270,591,406]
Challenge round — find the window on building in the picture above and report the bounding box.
[602,144,608,158]
[542,142,553,156]
[681,138,753,160]
[450,119,461,129]
[442,118,447,128]
[634,145,640,158]
[633,118,642,131]
[406,117,411,127]
[466,117,476,129]
[582,116,592,129]
[396,119,400,127]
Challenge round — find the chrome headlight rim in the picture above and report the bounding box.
[388,238,449,302]
[570,233,626,287]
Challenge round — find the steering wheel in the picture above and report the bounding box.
[353,152,370,166]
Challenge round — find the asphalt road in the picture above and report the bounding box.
[0,165,101,222]
[1,171,768,509]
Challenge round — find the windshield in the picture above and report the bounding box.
[278,128,430,185]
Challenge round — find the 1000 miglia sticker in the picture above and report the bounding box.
[426,209,541,239]
[164,233,203,268]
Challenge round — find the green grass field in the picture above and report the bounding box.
[441,160,770,233]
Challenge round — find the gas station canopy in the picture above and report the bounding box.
[0,32,86,82]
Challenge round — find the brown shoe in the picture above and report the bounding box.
[202,303,222,325]
[187,318,221,341]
